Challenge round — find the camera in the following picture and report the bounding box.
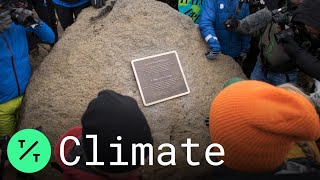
[274,27,298,43]
[272,7,290,24]
[274,22,307,44]
[10,8,39,27]
[274,20,320,58]
[1,0,39,27]
[272,7,306,44]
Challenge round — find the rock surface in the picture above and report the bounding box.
[20,0,245,179]
[29,44,50,71]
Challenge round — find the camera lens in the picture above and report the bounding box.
[275,28,295,43]
[10,9,35,26]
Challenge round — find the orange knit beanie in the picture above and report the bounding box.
[209,81,320,173]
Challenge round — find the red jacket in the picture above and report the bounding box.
[54,127,141,180]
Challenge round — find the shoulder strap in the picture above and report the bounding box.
[297,142,319,163]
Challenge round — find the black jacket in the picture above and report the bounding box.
[283,0,320,80]
[284,41,320,80]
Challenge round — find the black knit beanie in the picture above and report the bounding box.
[81,90,153,173]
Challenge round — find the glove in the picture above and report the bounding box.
[204,116,209,127]
[13,8,33,16]
[235,52,247,67]
[282,36,300,57]
[0,10,12,33]
[224,17,239,31]
[205,51,220,60]
[240,52,247,60]
[91,0,106,8]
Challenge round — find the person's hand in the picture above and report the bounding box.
[240,52,247,61]
[91,0,106,8]
[13,8,33,16]
[282,36,300,57]
[234,52,247,67]
[205,51,220,60]
[0,9,12,33]
[224,17,239,31]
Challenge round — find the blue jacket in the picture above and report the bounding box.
[52,0,89,8]
[199,0,251,58]
[0,21,55,104]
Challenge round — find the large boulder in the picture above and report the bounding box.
[20,0,245,179]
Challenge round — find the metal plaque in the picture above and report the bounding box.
[131,51,190,106]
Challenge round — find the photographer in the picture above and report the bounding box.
[26,0,58,51]
[53,0,107,31]
[199,0,251,62]
[282,0,320,81]
[0,0,55,136]
[226,0,302,86]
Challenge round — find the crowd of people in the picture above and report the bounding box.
[0,0,320,179]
